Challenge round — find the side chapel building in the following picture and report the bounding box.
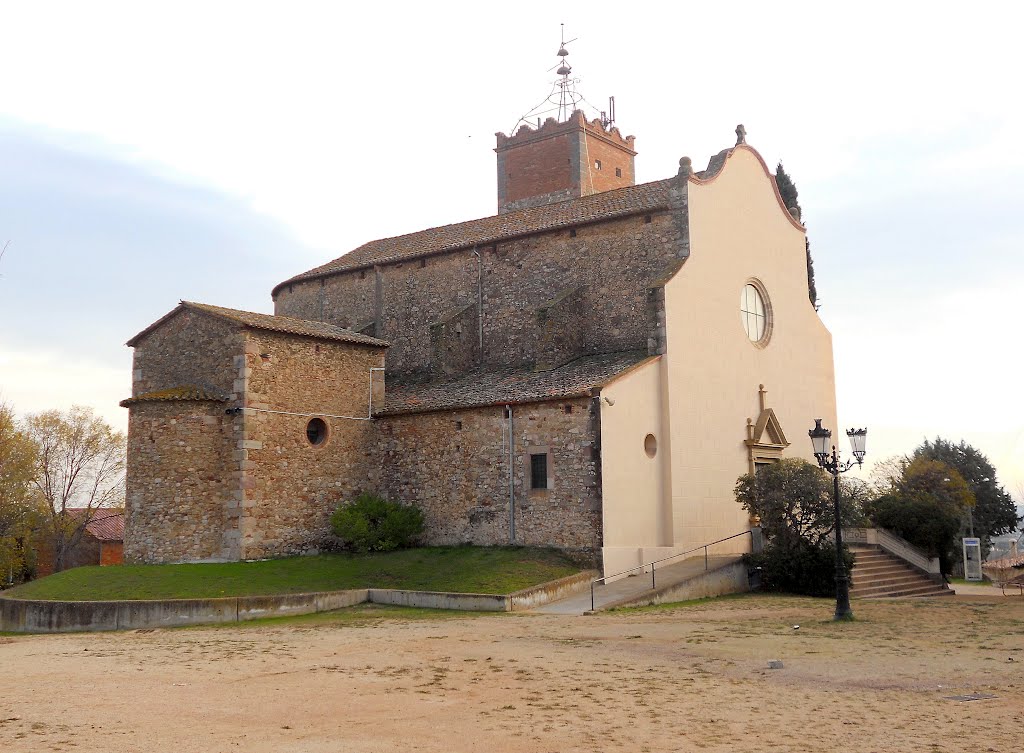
[121,108,838,575]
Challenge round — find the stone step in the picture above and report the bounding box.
[852,553,898,564]
[853,561,914,574]
[853,565,918,579]
[852,573,930,589]
[851,582,937,597]
[854,583,954,599]
[849,546,950,599]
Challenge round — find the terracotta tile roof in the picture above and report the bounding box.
[66,509,125,541]
[381,351,657,416]
[273,178,676,294]
[120,384,230,407]
[126,302,390,348]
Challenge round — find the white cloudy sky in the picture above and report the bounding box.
[1,1,1021,501]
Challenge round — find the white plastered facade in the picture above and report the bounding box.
[600,146,838,577]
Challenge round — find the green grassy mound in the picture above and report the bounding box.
[4,546,580,601]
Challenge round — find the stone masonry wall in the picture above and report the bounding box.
[275,211,683,379]
[130,310,243,397]
[376,396,601,553]
[237,330,386,559]
[124,401,236,563]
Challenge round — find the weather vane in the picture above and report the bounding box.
[510,25,617,134]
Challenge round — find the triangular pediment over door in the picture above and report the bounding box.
[744,384,790,474]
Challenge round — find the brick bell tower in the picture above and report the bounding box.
[494,31,636,214]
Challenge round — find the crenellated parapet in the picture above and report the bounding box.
[496,110,636,153]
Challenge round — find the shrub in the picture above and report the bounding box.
[330,493,424,553]
[745,542,854,598]
[869,492,962,575]
[735,458,865,550]
[866,458,974,575]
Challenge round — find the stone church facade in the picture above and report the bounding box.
[122,112,838,574]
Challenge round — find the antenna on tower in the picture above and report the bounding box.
[600,96,616,129]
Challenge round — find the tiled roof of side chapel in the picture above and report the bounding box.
[125,301,389,348]
[382,351,657,416]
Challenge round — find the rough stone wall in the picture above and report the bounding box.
[130,310,243,397]
[275,211,683,378]
[124,401,236,563]
[237,330,386,559]
[430,302,480,376]
[535,286,585,370]
[376,397,601,552]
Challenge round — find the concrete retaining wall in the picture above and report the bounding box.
[0,590,369,633]
[510,570,598,611]
[601,560,750,610]
[368,589,510,611]
[0,569,595,633]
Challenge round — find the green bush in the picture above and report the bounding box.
[744,542,853,598]
[868,492,962,575]
[330,493,424,553]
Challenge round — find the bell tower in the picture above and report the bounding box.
[494,29,636,214]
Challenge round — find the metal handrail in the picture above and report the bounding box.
[590,530,753,611]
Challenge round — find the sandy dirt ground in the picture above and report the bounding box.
[1,593,1022,753]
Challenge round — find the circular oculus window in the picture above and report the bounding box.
[740,283,771,345]
[306,417,328,446]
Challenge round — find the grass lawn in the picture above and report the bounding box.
[3,546,581,601]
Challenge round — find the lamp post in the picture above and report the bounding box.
[808,419,867,621]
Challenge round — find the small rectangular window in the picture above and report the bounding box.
[615,167,622,177]
[569,228,577,238]
[564,405,572,415]
[530,453,548,490]
[594,159,602,170]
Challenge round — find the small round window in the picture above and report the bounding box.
[306,417,328,446]
[644,434,658,458]
[740,282,771,345]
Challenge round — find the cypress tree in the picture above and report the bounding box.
[775,163,818,308]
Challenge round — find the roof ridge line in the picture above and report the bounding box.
[271,178,676,296]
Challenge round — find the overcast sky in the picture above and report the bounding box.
[1,1,1021,503]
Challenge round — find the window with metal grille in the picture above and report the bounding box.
[530,453,548,490]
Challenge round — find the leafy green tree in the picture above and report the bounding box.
[24,406,125,573]
[735,458,863,548]
[867,457,975,574]
[735,458,860,596]
[774,163,818,308]
[0,402,37,534]
[912,438,1020,550]
[0,402,40,583]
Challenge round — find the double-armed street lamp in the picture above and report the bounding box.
[808,419,867,621]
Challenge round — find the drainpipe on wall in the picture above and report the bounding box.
[506,404,515,545]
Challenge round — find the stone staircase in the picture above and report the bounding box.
[849,544,953,599]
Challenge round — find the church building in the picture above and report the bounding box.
[121,59,838,575]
